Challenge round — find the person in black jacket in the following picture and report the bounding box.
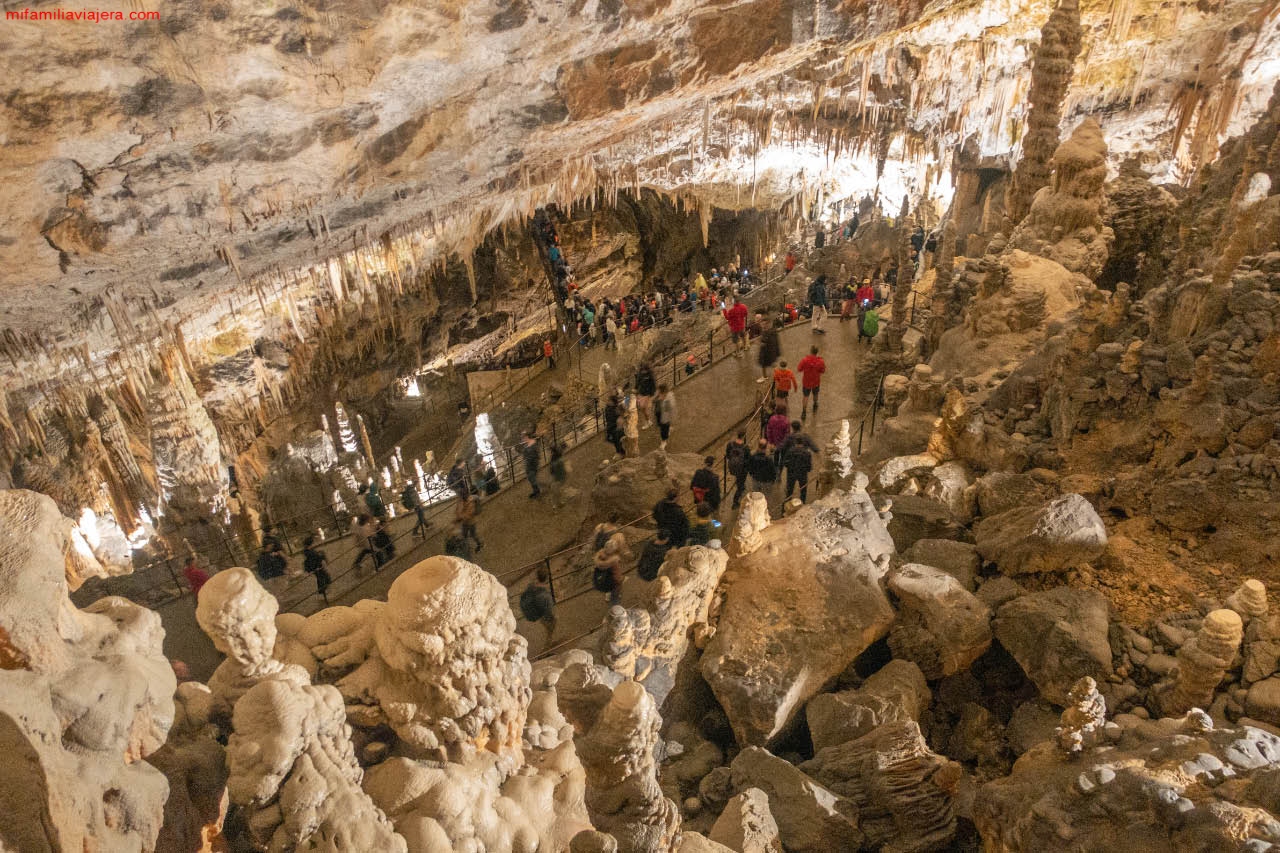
[521,433,542,498]
[637,529,673,581]
[634,362,657,428]
[724,431,749,509]
[779,420,820,503]
[745,438,778,506]
[604,394,626,458]
[651,489,690,546]
[690,455,721,512]
[756,316,781,382]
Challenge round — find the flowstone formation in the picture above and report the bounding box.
[0,489,176,853]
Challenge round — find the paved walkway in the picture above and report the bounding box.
[160,298,871,680]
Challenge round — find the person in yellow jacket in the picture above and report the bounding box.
[693,272,708,295]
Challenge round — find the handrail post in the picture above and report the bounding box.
[545,557,556,602]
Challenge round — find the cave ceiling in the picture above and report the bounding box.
[0,0,1276,372]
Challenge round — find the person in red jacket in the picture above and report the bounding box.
[722,296,749,356]
[796,345,826,419]
[183,555,210,597]
[784,251,797,275]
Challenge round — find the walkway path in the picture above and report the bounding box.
[160,293,871,679]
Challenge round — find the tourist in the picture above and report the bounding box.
[182,555,209,597]
[363,480,387,519]
[447,458,471,499]
[691,455,722,512]
[856,278,875,308]
[772,360,796,402]
[256,539,287,582]
[860,304,880,345]
[723,295,749,355]
[548,442,569,508]
[350,513,380,572]
[808,275,829,333]
[797,345,826,418]
[522,432,542,498]
[756,317,781,383]
[780,421,820,503]
[593,545,625,606]
[637,529,672,581]
[455,493,482,553]
[840,277,858,320]
[784,250,797,275]
[301,535,333,604]
[543,338,555,369]
[604,393,626,458]
[634,362,657,428]
[519,567,557,646]
[445,521,472,560]
[370,519,395,568]
[745,439,778,502]
[654,384,676,451]
[605,313,619,350]
[652,488,690,546]
[724,430,750,509]
[688,503,721,545]
[766,403,792,455]
[400,482,430,538]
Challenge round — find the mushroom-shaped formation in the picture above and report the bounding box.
[373,555,532,766]
[1229,579,1269,622]
[195,566,310,720]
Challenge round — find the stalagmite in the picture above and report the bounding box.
[1054,676,1107,756]
[928,220,957,352]
[1162,609,1244,716]
[1228,579,1269,623]
[1006,0,1083,227]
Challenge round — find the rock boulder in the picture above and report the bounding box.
[887,563,992,679]
[975,493,1107,575]
[994,587,1113,705]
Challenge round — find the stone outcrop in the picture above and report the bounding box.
[728,747,863,853]
[709,787,783,853]
[602,545,728,706]
[0,489,177,853]
[994,586,1113,705]
[702,486,896,746]
[806,659,932,753]
[801,721,960,852]
[976,714,1280,850]
[974,493,1107,575]
[887,562,992,680]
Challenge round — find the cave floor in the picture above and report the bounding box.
[162,315,870,678]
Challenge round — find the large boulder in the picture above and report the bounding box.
[885,494,964,551]
[887,563,992,680]
[729,747,863,853]
[702,487,895,746]
[805,660,931,753]
[994,587,1113,705]
[903,539,981,590]
[709,788,783,853]
[974,471,1053,518]
[975,493,1107,575]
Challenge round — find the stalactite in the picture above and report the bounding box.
[1006,0,1083,228]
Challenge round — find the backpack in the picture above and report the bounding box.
[725,442,747,475]
[784,443,814,474]
[520,585,552,622]
[593,565,616,592]
[400,485,417,511]
[863,309,879,337]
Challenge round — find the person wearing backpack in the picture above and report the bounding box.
[634,362,657,428]
[604,393,626,458]
[455,493,482,553]
[756,317,781,382]
[688,503,721,545]
[779,420,820,503]
[637,530,673,581]
[593,546,625,606]
[860,306,880,345]
[807,275,830,333]
[520,568,557,647]
[724,431,750,509]
[690,456,722,512]
[401,483,430,539]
